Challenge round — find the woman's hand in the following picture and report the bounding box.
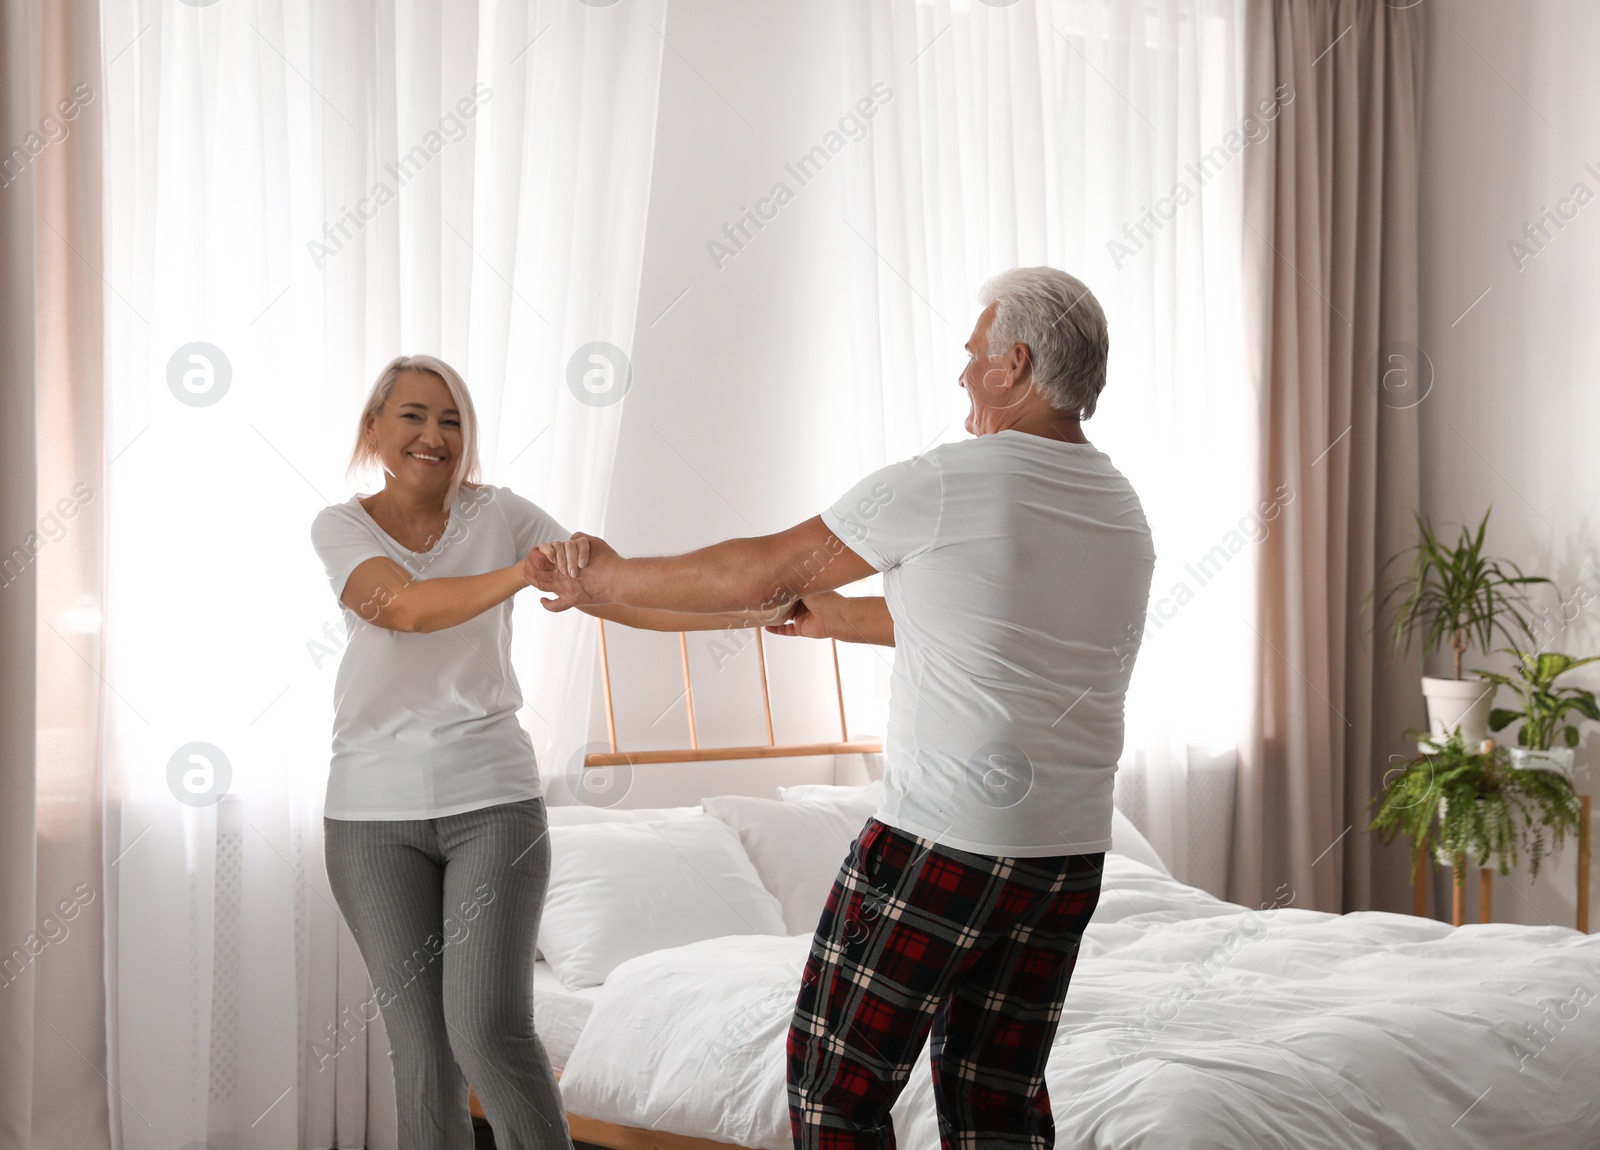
[539,535,591,578]
[764,591,842,640]
[521,533,619,611]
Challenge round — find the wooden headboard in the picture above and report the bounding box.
[582,618,882,768]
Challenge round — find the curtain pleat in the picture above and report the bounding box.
[0,2,110,1149]
[1234,0,1426,914]
[0,0,40,1141]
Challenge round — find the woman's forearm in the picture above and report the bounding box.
[405,565,529,633]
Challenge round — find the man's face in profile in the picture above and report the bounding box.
[960,304,1027,435]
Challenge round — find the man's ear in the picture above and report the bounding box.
[1009,342,1032,388]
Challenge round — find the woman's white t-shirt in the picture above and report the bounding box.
[820,430,1156,858]
[309,483,567,820]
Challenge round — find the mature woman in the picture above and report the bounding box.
[310,354,765,1150]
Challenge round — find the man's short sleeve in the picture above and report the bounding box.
[310,506,386,605]
[489,485,571,561]
[819,452,943,572]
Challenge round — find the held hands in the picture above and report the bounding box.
[521,532,618,611]
[518,538,845,636]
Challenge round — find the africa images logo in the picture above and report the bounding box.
[167,342,232,407]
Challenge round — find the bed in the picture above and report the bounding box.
[471,634,1598,1148]
[466,784,1600,1150]
[532,959,598,1073]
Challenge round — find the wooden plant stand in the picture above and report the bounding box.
[1413,795,1591,932]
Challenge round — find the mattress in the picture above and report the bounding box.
[533,959,601,1070]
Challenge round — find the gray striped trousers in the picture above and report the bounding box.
[324,796,569,1150]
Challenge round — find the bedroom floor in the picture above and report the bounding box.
[471,1117,606,1150]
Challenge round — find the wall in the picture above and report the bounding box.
[583,1,889,808]
[1418,0,1600,928]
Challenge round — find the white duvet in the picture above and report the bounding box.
[559,856,1600,1149]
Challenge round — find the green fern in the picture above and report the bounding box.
[1368,728,1582,883]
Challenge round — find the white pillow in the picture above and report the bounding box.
[537,809,707,959]
[776,779,883,811]
[538,816,787,989]
[1110,807,1170,876]
[775,780,1170,877]
[545,803,702,827]
[702,795,873,934]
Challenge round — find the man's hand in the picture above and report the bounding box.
[767,591,894,646]
[765,591,841,640]
[521,533,620,611]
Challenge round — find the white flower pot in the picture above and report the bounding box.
[1421,676,1497,748]
[1508,746,1575,777]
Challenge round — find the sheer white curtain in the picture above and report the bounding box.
[840,0,1251,894]
[98,3,666,1148]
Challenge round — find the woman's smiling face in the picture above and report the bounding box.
[366,369,463,496]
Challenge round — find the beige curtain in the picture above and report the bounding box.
[1232,0,1428,916]
[0,1,110,1148]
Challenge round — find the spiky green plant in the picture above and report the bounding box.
[1371,507,1550,680]
[1368,728,1582,883]
[1479,648,1600,750]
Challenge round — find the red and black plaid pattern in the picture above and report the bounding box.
[787,817,1104,1150]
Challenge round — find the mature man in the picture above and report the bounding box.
[525,266,1155,1150]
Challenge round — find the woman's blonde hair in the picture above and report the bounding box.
[348,354,484,509]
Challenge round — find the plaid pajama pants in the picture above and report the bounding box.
[787,817,1104,1150]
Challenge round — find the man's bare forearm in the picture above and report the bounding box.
[582,602,786,632]
[606,538,802,615]
[528,516,877,618]
[829,596,894,646]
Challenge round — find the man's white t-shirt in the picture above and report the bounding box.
[820,430,1155,857]
[309,482,567,820]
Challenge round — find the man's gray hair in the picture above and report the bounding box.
[976,267,1109,419]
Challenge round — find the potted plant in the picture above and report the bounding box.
[1372,508,1549,747]
[1478,648,1600,777]
[1369,729,1584,885]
